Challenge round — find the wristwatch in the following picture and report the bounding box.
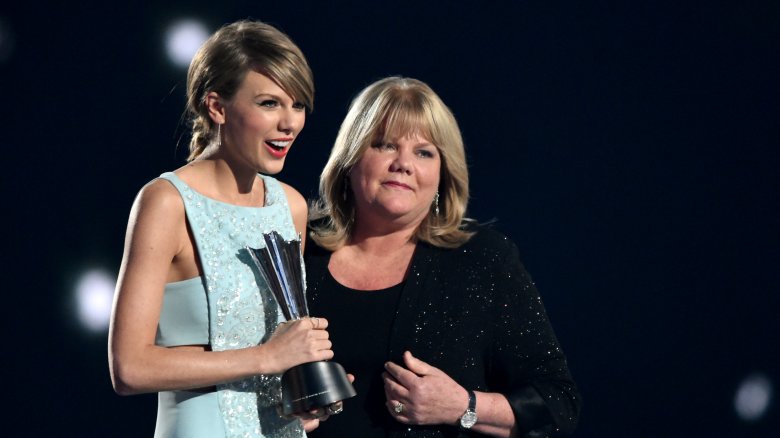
[458,389,478,429]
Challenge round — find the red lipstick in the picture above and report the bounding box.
[265,138,293,158]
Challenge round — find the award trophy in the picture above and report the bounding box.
[247,231,356,416]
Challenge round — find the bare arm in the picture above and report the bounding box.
[108,180,332,395]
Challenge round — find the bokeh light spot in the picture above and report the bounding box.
[0,17,16,63]
[75,268,116,332]
[164,19,209,68]
[734,373,773,422]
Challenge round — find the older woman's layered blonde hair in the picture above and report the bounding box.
[186,20,314,161]
[310,77,473,250]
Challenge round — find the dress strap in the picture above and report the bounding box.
[158,171,187,191]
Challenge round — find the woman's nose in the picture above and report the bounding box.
[278,109,303,135]
[389,151,413,174]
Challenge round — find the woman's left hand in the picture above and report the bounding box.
[383,351,468,426]
[298,401,344,432]
[297,372,353,432]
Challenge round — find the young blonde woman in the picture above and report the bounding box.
[109,20,336,437]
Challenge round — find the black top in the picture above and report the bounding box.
[309,272,404,437]
[305,224,581,437]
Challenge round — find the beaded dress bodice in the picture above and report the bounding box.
[160,172,304,438]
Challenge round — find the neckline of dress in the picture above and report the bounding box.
[326,266,406,294]
[168,172,275,210]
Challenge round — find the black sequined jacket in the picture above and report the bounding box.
[305,225,581,437]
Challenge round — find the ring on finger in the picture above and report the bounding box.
[327,402,343,415]
[393,402,404,414]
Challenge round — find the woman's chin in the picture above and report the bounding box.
[255,159,286,175]
[371,205,428,224]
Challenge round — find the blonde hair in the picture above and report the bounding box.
[185,20,314,161]
[310,77,473,250]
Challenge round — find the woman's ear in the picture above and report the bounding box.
[205,91,226,125]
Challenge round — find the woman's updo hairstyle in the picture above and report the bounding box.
[185,20,314,161]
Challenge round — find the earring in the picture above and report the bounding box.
[216,123,222,148]
[433,191,440,216]
[342,177,349,201]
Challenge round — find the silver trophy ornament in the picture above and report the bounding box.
[247,231,356,416]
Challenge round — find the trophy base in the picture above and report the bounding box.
[280,361,357,416]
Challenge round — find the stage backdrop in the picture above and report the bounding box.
[3,1,777,436]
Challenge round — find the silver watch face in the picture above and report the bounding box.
[460,410,478,429]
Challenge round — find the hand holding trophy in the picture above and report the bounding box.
[247,231,356,416]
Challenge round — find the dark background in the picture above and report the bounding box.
[4,1,778,436]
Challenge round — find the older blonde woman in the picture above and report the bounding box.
[306,77,581,437]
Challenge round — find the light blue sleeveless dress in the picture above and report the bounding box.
[153,172,305,438]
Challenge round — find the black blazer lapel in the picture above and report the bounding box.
[386,242,440,363]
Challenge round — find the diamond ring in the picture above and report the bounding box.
[393,402,404,414]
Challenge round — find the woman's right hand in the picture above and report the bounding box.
[258,317,334,374]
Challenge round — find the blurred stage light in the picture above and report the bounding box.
[75,268,115,333]
[0,17,15,63]
[165,19,209,68]
[734,373,773,422]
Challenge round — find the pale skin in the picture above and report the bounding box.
[108,71,333,432]
[327,133,517,437]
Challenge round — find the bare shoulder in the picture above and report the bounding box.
[126,178,186,234]
[278,181,308,241]
[120,177,188,267]
[134,178,185,215]
[279,181,307,216]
